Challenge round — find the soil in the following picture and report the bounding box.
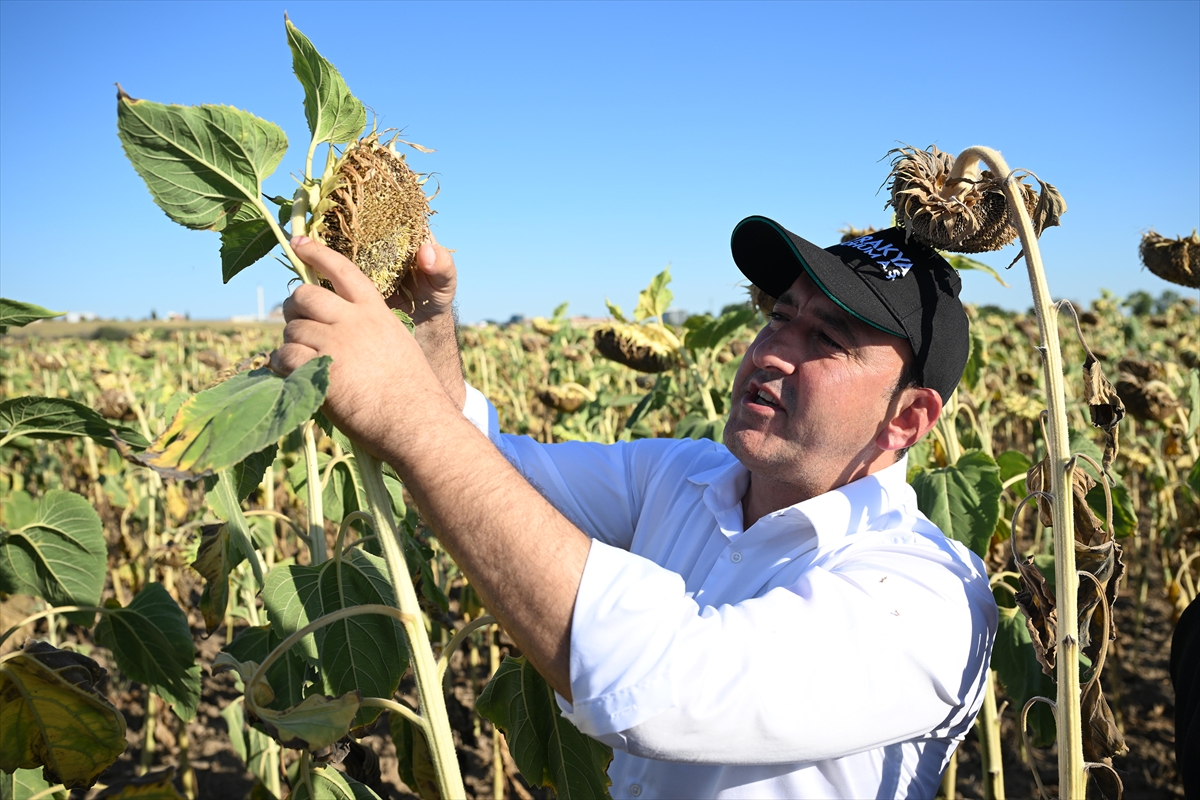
[14,547,1185,800]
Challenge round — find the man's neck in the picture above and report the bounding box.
[740,450,902,529]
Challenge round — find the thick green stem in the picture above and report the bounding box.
[953,145,1085,798]
[301,421,327,565]
[349,441,466,799]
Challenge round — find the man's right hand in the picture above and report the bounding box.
[389,235,466,408]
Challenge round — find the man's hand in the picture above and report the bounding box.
[387,235,465,407]
[270,236,454,460]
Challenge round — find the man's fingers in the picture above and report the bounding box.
[283,285,345,324]
[291,236,378,304]
[415,237,456,286]
[269,342,319,377]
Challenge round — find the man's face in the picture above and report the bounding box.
[724,271,912,497]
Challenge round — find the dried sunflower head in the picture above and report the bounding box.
[747,284,776,316]
[592,322,681,373]
[310,132,432,296]
[883,145,1064,254]
[1139,229,1200,289]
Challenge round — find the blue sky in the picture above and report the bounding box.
[1,0,1197,323]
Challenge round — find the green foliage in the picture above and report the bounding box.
[991,606,1057,747]
[220,697,280,794]
[223,624,313,711]
[254,693,362,752]
[286,15,366,151]
[945,254,1010,287]
[477,656,613,800]
[206,470,265,587]
[0,767,68,800]
[633,266,673,323]
[140,358,330,480]
[286,766,380,800]
[0,299,63,334]
[93,583,202,722]
[683,307,758,355]
[261,550,409,728]
[0,397,149,451]
[0,489,105,622]
[911,450,1003,557]
[220,205,279,284]
[116,91,286,234]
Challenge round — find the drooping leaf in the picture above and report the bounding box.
[0,397,149,451]
[1026,455,1107,546]
[261,549,409,728]
[223,624,312,711]
[190,523,239,634]
[0,489,105,623]
[476,656,613,800]
[116,88,286,232]
[139,358,330,480]
[0,641,127,789]
[94,767,185,799]
[217,444,279,504]
[389,712,439,800]
[253,692,361,752]
[0,299,63,334]
[945,254,1010,288]
[604,299,627,323]
[286,766,380,800]
[93,583,201,722]
[286,16,366,149]
[683,306,757,355]
[220,205,279,284]
[633,266,673,323]
[961,331,987,392]
[990,607,1056,747]
[220,697,282,791]
[206,470,264,588]
[911,449,1002,557]
[1082,352,1124,471]
[0,766,68,800]
[1013,554,1057,676]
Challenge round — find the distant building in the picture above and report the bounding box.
[663,309,690,326]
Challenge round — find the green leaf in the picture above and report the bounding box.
[911,449,1002,557]
[0,641,127,790]
[286,766,380,800]
[0,299,63,334]
[1189,460,1200,500]
[254,693,361,752]
[389,713,439,800]
[224,444,279,504]
[996,449,1032,498]
[961,332,986,392]
[673,412,724,442]
[0,767,68,800]
[683,306,756,354]
[946,254,1010,288]
[223,624,312,711]
[552,301,570,321]
[117,89,287,232]
[1086,482,1137,538]
[190,523,238,634]
[476,656,613,799]
[633,266,673,323]
[991,607,1056,747]
[0,397,149,451]
[1,489,37,529]
[139,358,330,480]
[286,17,366,150]
[220,205,279,284]
[93,583,202,722]
[220,696,283,791]
[0,490,105,622]
[261,549,409,728]
[288,451,362,525]
[604,299,627,324]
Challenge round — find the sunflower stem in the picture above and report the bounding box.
[952,145,1085,798]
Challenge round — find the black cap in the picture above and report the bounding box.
[731,216,970,403]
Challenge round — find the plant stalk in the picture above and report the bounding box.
[953,145,1085,797]
[301,420,327,564]
[349,441,466,799]
[977,670,1006,800]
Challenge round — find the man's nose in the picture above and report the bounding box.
[749,327,795,374]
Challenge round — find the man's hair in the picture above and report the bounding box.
[891,359,922,461]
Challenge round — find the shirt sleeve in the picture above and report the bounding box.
[459,382,675,549]
[558,537,997,765]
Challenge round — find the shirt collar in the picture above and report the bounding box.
[688,451,912,547]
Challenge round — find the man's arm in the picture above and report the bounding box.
[272,236,587,698]
[388,237,465,409]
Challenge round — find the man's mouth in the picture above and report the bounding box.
[744,382,782,410]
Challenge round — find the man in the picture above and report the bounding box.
[271,217,998,798]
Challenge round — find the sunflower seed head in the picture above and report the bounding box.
[311,132,432,296]
[592,322,680,373]
[1139,229,1200,289]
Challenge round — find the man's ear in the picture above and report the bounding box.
[877,387,943,453]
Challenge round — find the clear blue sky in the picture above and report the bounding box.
[1,0,1197,323]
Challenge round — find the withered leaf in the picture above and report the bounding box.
[1076,539,1125,665]
[1083,353,1125,471]
[1030,176,1068,238]
[1025,456,1107,546]
[1081,676,1128,767]
[1014,555,1058,676]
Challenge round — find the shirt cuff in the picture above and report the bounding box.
[555,539,689,738]
[461,383,498,440]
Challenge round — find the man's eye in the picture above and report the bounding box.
[818,331,845,351]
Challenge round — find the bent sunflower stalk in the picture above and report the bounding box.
[892,145,1085,797]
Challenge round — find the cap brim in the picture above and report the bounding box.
[731,216,903,337]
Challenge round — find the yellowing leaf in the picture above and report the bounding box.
[94,767,185,799]
[253,692,361,751]
[0,641,127,789]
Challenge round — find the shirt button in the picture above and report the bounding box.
[730,552,742,563]
[630,785,642,797]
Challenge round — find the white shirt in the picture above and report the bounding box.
[464,386,998,799]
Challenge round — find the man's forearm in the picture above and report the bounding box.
[413,308,466,409]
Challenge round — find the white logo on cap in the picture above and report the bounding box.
[840,235,914,280]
